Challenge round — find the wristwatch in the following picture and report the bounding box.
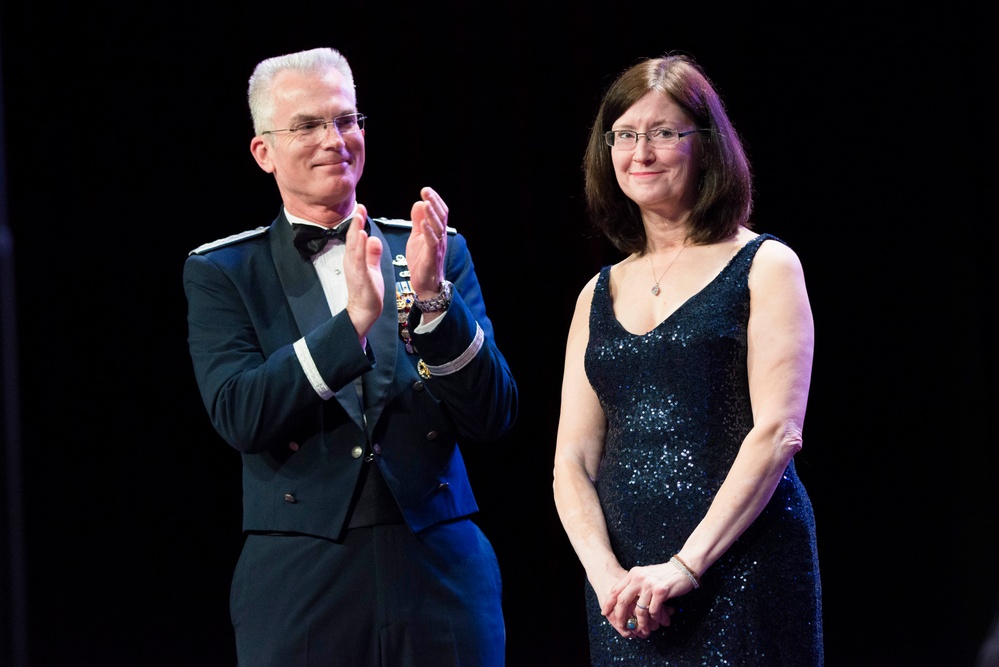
[413,280,452,313]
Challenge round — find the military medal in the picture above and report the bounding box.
[395,255,417,354]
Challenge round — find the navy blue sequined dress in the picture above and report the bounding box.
[583,234,823,666]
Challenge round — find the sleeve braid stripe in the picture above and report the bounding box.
[422,323,484,377]
[294,338,335,400]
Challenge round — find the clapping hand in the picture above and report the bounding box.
[406,187,449,299]
[344,203,384,347]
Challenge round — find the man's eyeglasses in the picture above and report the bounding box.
[262,113,366,145]
[604,127,708,150]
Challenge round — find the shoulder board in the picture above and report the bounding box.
[189,226,269,255]
[373,217,457,235]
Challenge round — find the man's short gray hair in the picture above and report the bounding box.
[247,47,356,135]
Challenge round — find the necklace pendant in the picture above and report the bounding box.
[651,284,661,296]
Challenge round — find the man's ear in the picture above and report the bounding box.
[250,136,276,174]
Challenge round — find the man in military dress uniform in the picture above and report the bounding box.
[182,46,517,667]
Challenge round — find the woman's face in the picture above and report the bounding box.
[610,91,704,220]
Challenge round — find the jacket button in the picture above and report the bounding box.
[426,431,438,441]
[284,493,296,503]
[413,380,425,392]
[351,446,364,459]
[288,441,300,452]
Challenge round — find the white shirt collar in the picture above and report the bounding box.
[284,203,360,230]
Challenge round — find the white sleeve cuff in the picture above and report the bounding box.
[421,323,484,377]
[294,338,334,400]
[414,307,447,333]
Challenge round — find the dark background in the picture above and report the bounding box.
[1,3,995,666]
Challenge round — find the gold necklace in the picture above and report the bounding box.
[650,245,687,296]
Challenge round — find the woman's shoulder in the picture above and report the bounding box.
[576,270,602,303]
[729,227,800,264]
[745,232,806,287]
[754,231,802,264]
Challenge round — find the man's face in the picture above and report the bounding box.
[250,67,364,222]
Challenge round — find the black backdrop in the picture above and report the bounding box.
[1,3,995,666]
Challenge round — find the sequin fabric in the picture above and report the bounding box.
[583,234,823,666]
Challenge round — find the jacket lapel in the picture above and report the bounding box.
[360,219,400,433]
[270,211,366,430]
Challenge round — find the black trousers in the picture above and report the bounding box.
[230,519,504,667]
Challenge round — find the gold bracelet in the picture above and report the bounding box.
[670,554,701,589]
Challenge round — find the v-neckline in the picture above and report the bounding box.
[605,235,766,337]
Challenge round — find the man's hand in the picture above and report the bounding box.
[344,204,384,348]
[406,187,449,299]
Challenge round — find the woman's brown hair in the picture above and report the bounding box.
[583,54,753,253]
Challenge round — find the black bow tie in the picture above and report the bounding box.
[292,219,365,260]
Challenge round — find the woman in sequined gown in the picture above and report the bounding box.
[553,55,823,666]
